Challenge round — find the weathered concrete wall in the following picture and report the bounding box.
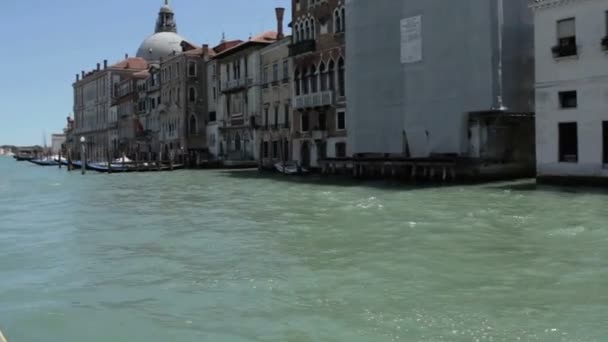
[346,0,534,157]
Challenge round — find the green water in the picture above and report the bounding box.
[0,157,607,342]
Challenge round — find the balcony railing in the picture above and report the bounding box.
[294,90,334,109]
[289,39,316,56]
[221,78,247,92]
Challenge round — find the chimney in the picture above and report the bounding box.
[202,44,209,56]
[103,59,108,69]
[76,74,80,82]
[81,71,85,79]
[125,53,129,59]
[275,7,285,40]
[97,63,101,71]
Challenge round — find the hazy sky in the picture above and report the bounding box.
[0,0,291,146]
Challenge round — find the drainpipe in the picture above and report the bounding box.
[493,0,507,111]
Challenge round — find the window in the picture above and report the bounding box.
[168,66,172,80]
[209,111,217,122]
[555,18,577,57]
[328,60,335,91]
[336,142,347,158]
[274,106,279,128]
[318,141,327,159]
[305,20,311,40]
[338,58,345,97]
[337,111,346,130]
[311,64,318,93]
[302,112,310,132]
[320,62,327,91]
[188,61,196,76]
[263,66,269,84]
[318,112,326,130]
[294,23,300,42]
[303,68,310,94]
[272,141,279,159]
[282,60,289,82]
[559,122,578,163]
[559,91,577,109]
[263,141,269,158]
[264,107,269,129]
[334,8,344,33]
[310,18,315,39]
[295,69,301,95]
[284,104,290,128]
[189,87,196,102]
[604,121,608,164]
[189,115,197,135]
[273,63,279,82]
[213,87,216,100]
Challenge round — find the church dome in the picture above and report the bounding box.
[159,5,172,13]
[136,31,187,62]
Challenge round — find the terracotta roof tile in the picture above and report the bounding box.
[109,57,149,70]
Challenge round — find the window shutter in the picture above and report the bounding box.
[557,19,575,38]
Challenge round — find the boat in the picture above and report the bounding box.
[274,161,308,175]
[28,157,59,166]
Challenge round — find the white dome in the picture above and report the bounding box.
[136,31,187,62]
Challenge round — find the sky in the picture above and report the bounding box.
[0,0,291,146]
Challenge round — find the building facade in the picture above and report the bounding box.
[290,0,347,169]
[346,0,534,162]
[533,0,608,182]
[259,35,293,168]
[214,32,278,164]
[72,57,148,161]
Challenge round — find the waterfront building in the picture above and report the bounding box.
[532,0,608,183]
[154,45,214,165]
[345,0,536,178]
[205,38,243,160]
[50,134,66,155]
[290,0,347,169]
[213,31,278,164]
[259,9,293,169]
[72,57,148,161]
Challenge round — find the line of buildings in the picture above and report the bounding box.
[65,0,608,184]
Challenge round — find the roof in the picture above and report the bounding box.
[109,57,149,70]
[213,31,278,59]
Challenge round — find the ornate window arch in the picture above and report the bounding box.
[319,61,327,91]
[338,57,345,97]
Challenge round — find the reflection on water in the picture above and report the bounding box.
[1,158,607,342]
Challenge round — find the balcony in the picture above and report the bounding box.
[294,90,333,109]
[289,39,316,56]
[221,78,247,92]
[552,39,577,58]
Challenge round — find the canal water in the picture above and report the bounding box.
[0,157,607,342]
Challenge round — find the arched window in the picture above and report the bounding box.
[295,69,301,96]
[310,64,318,93]
[328,60,335,91]
[303,67,310,94]
[334,10,342,33]
[310,18,315,39]
[305,20,311,40]
[188,61,196,76]
[319,62,327,91]
[341,7,346,31]
[299,23,305,41]
[338,58,345,97]
[294,23,300,42]
[189,115,197,135]
[189,87,196,102]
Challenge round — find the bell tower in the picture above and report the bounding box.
[155,0,178,33]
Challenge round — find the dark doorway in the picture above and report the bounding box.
[559,122,578,163]
[301,142,311,167]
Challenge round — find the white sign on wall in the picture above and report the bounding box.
[400,15,422,64]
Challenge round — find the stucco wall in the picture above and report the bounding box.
[534,0,608,178]
[346,0,534,157]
